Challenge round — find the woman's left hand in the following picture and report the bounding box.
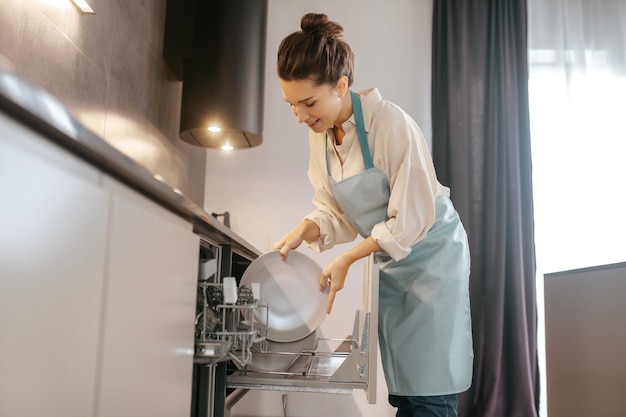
[320,254,352,314]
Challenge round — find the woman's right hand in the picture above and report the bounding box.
[272,220,320,261]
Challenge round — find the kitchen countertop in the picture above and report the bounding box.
[0,65,260,260]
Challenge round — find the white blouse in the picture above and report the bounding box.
[304,88,450,261]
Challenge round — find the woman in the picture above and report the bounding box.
[273,13,473,417]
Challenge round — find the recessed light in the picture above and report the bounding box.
[208,126,221,133]
[221,144,234,151]
[70,0,94,14]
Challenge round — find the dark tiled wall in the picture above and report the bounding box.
[0,0,206,205]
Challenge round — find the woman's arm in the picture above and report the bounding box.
[320,236,381,313]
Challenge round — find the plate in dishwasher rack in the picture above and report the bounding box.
[240,250,327,342]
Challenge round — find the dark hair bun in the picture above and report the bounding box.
[277,12,354,86]
[300,13,344,39]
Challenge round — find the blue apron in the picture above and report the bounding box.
[326,91,473,396]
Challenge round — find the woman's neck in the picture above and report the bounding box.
[332,92,354,145]
[333,125,345,145]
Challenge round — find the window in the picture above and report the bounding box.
[528,1,626,415]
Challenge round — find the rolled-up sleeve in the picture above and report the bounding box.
[370,162,437,260]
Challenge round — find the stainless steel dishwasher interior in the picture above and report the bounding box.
[192,247,379,416]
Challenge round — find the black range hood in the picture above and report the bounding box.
[164,0,267,150]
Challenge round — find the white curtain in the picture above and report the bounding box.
[528,0,626,275]
[528,2,626,416]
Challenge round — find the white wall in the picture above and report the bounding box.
[203,1,433,415]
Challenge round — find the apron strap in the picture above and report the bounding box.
[350,91,375,170]
[325,91,375,175]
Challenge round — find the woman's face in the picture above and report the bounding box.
[280,78,347,133]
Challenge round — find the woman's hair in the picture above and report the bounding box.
[277,13,354,86]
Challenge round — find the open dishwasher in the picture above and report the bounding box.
[191,240,378,417]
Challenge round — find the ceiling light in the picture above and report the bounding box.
[221,144,234,152]
[208,126,221,133]
[164,0,267,150]
[70,0,95,14]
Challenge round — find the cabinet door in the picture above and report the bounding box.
[97,177,199,417]
[0,113,109,417]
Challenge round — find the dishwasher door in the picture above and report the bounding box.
[225,253,379,404]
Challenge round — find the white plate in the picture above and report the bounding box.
[240,250,327,342]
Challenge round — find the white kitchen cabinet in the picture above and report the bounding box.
[96,177,199,417]
[0,113,109,417]
[0,112,199,417]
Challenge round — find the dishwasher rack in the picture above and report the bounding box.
[194,280,269,368]
[227,310,375,397]
[192,280,370,386]
[226,254,379,406]
[193,254,379,417]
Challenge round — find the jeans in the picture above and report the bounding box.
[388,394,458,417]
